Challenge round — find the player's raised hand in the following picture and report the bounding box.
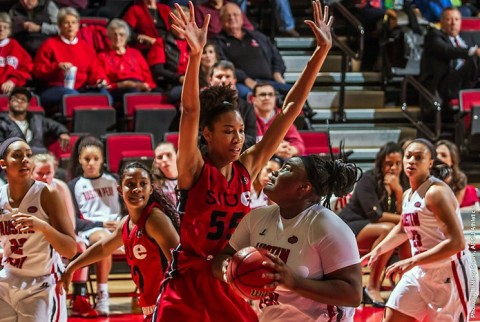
[170,1,210,56]
[304,0,333,50]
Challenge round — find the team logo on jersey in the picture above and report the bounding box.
[136,230,143,238]
[27,206,38,213]
[133,244,147,260]
[259,229,267,236]
[287,236,298,244]
[240,191,251,207]
[414,202,421,207]
[242,176,249,185]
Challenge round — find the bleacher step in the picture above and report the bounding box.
[308,90,385,109]
[284,55,344,73]
[284,72,382,84]
[311,107,420,121]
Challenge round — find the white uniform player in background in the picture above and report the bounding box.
[213,154,363,322]
[363,138,478,322]
[0,137,76,322]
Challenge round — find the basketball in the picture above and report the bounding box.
[226,246,277,300]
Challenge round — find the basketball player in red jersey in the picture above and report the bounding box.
[363,139,478,321]
[58,162,180,321]
[153,1,333,321]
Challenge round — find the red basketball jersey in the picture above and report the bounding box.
[122,202,165,307]
[179,158,251,257]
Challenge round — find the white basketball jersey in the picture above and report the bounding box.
[402,176,465,267]
[0,181,64,277]
[230,204,360,321]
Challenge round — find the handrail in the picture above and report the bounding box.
[330,2,364,122]
[401,75,442,140]
[331,2,364,61]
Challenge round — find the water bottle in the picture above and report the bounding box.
[64,66,77,89]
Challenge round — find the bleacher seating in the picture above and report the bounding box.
[63,94,116,138]
[0,95,44,114]
[105,133,155,174]
[163,132,179,150]
[123,93,176,144]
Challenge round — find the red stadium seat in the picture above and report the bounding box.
[299,131,340,156]
[163,132,179,150]
[48,133,84,169]
[0,94,44,114]
[80,17,109,27]
[461,18,480,31]
[63,94,116,137]
[123,93,176,143]
[105,133,155,173]
[459,89,480,134]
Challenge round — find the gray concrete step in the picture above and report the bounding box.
[284,71,382,84]
[284,55,344,73]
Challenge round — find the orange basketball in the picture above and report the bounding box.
[226,246,277,300]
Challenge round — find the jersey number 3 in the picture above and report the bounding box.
[207,211,243,240]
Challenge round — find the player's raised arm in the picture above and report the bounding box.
[241,0,333,178]
[171,2,211,189]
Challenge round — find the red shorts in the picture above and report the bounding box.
[154,252,258,322]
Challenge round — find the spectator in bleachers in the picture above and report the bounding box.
[413,0,477,22]
[0,87,70,155]
[152,141,178,205]
[123,0,171,52]
[252,82,305,158]
[209,60,257,148]
[33,7,110,115]
[214,2,291,98]
[99,18,156,108]
[421,7,480,119]
[250,155,282,209]
[339,142,410,307]
[68,135,121,317]
[32,153,75,227]
[199,40,219,88]
[435,139,480,208]
[343,0,386,71]
[149,5,189,104]
[10,0,60,57]
[54,0,87,12]
[195,0,254,37]
[0,13,33,94]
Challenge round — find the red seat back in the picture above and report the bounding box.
[0,94,44,113]
[299,131,340,156]
[461,18,480,31]
[459,89,480,134]
[123,93,173,118]
[105,133,154,173]
[163,132,179,150]
[63,94,111,118]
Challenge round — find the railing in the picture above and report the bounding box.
[401,75,442,140]
[330,2,364,122]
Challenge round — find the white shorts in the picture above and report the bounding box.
[386,251,479,321]
[0,270,67,322]
[259,304,354,322]
[78,227,111,246]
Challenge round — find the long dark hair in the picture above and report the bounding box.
[373,142,408,210]
[68,135,104,179]
[120,162,180,232]
[435,140,467,194]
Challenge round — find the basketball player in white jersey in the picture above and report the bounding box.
[0,137,76,322]
[213,154,363,322]
[363,138,478,321]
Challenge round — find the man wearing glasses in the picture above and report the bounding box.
[252,82,305,159]
[0,87,70,154]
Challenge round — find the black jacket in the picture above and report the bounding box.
[420,27,479,94]
[214,29,286,83]
[0,112,68,154]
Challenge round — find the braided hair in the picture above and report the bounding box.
[119,162,180,232]
[301,155,361,209]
